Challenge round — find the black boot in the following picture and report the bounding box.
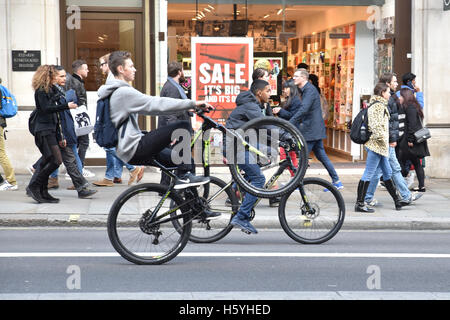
[355,180,375,213]
[384,179,408,211]
[40,185,59,203]
[27,162,59,204]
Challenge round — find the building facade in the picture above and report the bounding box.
[1,0,449,177]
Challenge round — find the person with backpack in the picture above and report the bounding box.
[97,51,216,196]
[364,73,422,208]
[355,82,407,213]
[0,78,18,190]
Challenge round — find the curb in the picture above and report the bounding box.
[2,216,450,230]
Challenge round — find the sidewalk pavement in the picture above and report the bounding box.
[1,163,450,230]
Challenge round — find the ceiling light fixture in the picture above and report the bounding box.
[277,8,283,15]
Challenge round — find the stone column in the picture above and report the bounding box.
[412,0,450,178]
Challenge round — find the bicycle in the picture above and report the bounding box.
[107,109,310,264]
[178,116,345,244]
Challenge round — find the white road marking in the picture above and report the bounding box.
[1,252,450,258]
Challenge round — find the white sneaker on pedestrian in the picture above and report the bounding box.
[82,168,95,178]
[65,173,71,180]
[365,198,379,207]
[0,182,10,191]
[0,181,17,191]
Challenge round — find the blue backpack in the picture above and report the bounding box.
[93,95,128,148]
[0,85,18,118]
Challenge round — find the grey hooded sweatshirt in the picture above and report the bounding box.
[97,78,195,163]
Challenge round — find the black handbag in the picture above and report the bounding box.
[414,118,431,144]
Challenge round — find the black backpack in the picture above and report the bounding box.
[350,103,374,144]
[93,95,128,148]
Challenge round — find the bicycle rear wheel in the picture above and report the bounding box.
[107,183,191,265]
[227,117,308,198]
[278,177,345,244]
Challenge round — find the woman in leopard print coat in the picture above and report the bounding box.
[355,83,406,213]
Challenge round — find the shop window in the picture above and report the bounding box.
[72,18,136,91]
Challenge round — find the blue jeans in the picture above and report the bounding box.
[365,146,411,202]
[236,152,265,220]
[50,145,82,178]
[105,147,135,180]
[307,140,340,183]
[361,148,392,182]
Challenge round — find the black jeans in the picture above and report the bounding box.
[129,121,194,174]
[77,134,90,167]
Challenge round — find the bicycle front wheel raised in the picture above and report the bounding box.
[107,183,191,265]
[227,117,308,198]
[278,177,345,244]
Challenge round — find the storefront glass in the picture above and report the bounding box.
[73,18,136,91]
[166,0,395,160]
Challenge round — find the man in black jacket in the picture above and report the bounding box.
[226,80,270,234]
[65,59,94,178]
[290,68,343,190]
[157,61,194,186]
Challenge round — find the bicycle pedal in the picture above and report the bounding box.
[241,229,252,235]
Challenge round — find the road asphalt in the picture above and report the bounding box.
[1,163,449,230]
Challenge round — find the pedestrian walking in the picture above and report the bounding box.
[272,79,301,177]
[397,88,430,192]
[28,65,97,200]
[355,82,408,212]
[364,73,422,208]
[27,65,78,203]
[290,68,343,190]
[252,68,273,117]
[65,59,95,178]
[157,61,194,187]
[0,78,18,190]
[93,53,144,187]
[396,72,425,187]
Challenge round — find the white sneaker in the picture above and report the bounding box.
[65,173,71,180]
[0,182,10,191]
[0,182,17,191]
[82,168,95,178]
[8,183,18,191]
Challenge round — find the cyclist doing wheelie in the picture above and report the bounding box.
[225,79,272,234]
[99,51,220,218]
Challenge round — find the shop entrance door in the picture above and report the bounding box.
[63,11,143,165]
